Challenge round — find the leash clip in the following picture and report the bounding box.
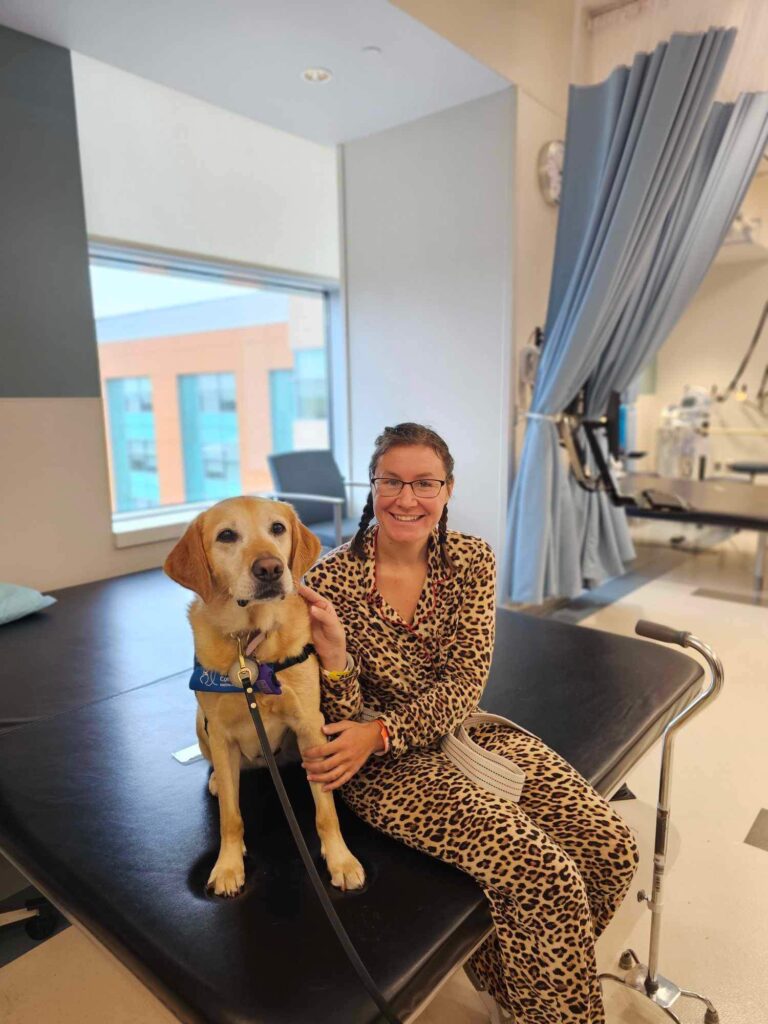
[230,634,259,688]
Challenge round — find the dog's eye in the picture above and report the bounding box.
[216,529,239,543]
[270,522,286,536]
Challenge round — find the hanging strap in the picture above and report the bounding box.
[440,713,528,804]
[361,706,529,804]
[242,691,401,1024]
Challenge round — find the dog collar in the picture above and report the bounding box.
[188,644,316,696]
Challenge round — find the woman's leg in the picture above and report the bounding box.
[342,749,606,1023]
[466,723,639,937]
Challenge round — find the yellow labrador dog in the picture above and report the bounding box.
[164,496,365,897]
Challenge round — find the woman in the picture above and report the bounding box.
[300,422,638,1023]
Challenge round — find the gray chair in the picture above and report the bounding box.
[266,450,367,548]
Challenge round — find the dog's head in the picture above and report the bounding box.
[163,496,322,606]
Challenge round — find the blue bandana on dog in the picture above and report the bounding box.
[189,660,282,696]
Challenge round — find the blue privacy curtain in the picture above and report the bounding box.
[575,91,768,583]
[504,28,737,604]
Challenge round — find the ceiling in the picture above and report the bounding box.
[0,0,509,145]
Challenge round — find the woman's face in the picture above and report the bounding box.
[372,444,452,549]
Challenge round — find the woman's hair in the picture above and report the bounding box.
[350,422,455,572]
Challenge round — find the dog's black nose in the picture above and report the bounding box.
[251,557,284,581]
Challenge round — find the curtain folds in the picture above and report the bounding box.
[505,28,738,604]
[575,91,768,575]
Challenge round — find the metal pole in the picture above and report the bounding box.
[333,503,343,547]
[634,624,724,995]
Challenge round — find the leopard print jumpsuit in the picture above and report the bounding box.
[304,527,638,1023]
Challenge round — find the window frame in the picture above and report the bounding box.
[90,239,341,549]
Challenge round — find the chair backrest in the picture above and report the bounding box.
[267,450,347,525]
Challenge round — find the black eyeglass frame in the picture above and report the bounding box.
[370,477,447,497]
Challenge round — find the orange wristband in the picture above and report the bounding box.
[374,718,390,755]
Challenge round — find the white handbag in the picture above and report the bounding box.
[361,708,528,803]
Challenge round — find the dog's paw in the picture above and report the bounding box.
[208,771,218,797]
[206,856,245,898]
[327,852,366,892]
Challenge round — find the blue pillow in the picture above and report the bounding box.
[0,583,57,626]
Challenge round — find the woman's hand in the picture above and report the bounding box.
[297,584,347,672]
[302,720,384,791]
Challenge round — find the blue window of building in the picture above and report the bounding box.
[106,377,160,512]
[269,348,329,453]
[178,373,241,502]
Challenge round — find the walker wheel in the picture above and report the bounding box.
[23,901,59,940]
[25,912,57,940]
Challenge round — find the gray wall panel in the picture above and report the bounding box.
[0,25,99,397]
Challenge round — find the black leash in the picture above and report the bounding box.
[241,681,402,1024]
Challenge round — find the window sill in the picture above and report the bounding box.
[112,501,212,549]
[111,492,291,549]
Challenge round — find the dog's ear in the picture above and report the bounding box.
[288,510,322,581]
[164,516,215,602]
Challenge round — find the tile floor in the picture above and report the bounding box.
[1,533,766,1023]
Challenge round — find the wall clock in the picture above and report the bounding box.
[538,140,565,206]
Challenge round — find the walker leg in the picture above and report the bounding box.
[618,948,640,970]
[755,532,766,592]
[599,971,684,1024]
[679,987,720,1023]
[603,624,725,1024]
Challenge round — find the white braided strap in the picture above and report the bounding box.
[358,707,381,724]
[441,713,526,803]
[360,707,527,803]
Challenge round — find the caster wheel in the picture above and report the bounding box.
[24,905,59,940]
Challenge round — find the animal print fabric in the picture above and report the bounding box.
[304,528,638,1022]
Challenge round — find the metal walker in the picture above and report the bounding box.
[599,619,725,1024]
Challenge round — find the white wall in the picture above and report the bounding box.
[1,53,340,592]
[393,0,573,119]
[341,90,516,558]
[388,0,568,521]
[73,53,339,279]
[512,90,565,464]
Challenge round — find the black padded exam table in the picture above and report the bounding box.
[624,472,768,590]
[0,569,703,1023]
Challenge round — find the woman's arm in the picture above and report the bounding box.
[298,580,382,790]
[375,542,496,757]
[297,582,364,721]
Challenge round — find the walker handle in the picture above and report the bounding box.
[635,620,690,647]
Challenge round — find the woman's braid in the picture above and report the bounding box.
[436,504,454,573]
[350,490,375,561]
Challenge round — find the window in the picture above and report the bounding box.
[127,438,157,472]
[105,377,160,512]
[89,244,333,523]
[269,349,330,453]
[178,373,241,501]
[197,373,237,414]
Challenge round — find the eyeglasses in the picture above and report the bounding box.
[371,477,446,498]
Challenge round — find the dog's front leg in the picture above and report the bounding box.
[206,734,246,897]
[292,714,366,892]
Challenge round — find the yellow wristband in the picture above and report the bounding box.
[322,655,354,682]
